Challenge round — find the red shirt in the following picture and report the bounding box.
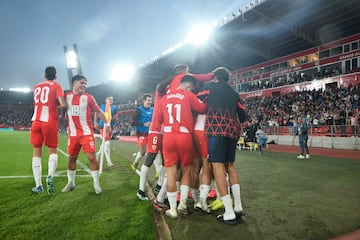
[159,89,207,134]
[31,80,64,123]
[65,92,100,137]
[149,73,213,133]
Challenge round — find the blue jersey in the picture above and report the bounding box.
[255,129,268,145]
[133,106,153,134]
[98,104,117,127]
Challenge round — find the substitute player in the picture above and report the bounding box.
[94,95,117,167]
[131,93,153,171]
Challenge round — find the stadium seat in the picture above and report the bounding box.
[237,137,247,150]
[246,142,258,151]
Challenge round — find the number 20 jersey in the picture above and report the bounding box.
[31,80,64,123]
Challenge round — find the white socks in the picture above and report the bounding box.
[180,185,190,202]
[231,184,243,212]
[154,153,162,173]
[67,170,76,185]
[104,141,112,164]
[32,157,42,187]
[157,175,167,203]
[32,154,58,187]
[199,184,210,202]
[91,170,100,186]
[139,165,149,192]
[166,191,177,210]
[221,194,236,220]
[48,154,58,177]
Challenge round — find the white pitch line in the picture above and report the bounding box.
[55,170,91,175]
[0,175,91,179]
[0,148,92,180]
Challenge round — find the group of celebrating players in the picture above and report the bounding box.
[131,64,246,225]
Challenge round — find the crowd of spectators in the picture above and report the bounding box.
[109,115,133,137]
[243,83,360,136]
[58,111,134,138]
[0,107,32,128]
[241,66,360,93]
[1,78,359,137]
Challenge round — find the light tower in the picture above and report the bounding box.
[64,44,83,89]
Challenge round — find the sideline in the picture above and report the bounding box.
[127,160,172,240]
[264,144,359,160]
[0,175,91,179]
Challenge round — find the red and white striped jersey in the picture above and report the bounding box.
[31,80,64,123]
[65,92,100,137]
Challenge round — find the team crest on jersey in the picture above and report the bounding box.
[89,136,93,141]
[152,145,156,151]
[71,106,80,116]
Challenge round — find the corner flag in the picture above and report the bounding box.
[99,98,112,175]
[104,98,112,123]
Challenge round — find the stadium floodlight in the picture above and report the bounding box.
[65,50,78,69]
[212,21,219,28]
[185,24,213,47]
[110,64,135,83]
[9,87,31,93]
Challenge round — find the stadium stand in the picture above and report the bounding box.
[1,0,359,150]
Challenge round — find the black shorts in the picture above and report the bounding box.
[208,136,237,163]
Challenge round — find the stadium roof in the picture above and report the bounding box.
[4,0,360,105]
[132,0,360,94]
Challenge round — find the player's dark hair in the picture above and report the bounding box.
[213,67,231,82]
[142,93,152,100]
[157,64,189,96]
[172,64,188,74]
[181,75,197,86]
[45,66,56,80]
[72,74,87,83]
